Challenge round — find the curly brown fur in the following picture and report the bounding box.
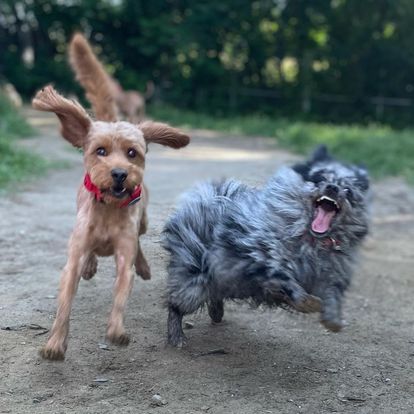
[69,33,118,122]
[70,33,152,123]
[109,79,154,123]
[32,85,189,360]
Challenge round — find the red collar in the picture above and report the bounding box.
[303,233,342,251]
[84,174,142,208]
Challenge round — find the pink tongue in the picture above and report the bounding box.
[312,206,336,234]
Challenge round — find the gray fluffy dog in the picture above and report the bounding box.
[162,146,370,346]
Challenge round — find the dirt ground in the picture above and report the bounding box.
[0,110,413,414]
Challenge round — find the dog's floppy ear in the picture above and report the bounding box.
[139,121,190,149]
[32,85,92,148]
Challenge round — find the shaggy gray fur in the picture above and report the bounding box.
[162,146,370,346]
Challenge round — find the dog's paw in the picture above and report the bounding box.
[293,294,322,313]
[208,301,224,323]
[168,335,187,348]
[321,318,343,332]
[167,327,187,348]
[107,332,130,346]
[39,345,65,361]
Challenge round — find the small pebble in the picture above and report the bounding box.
[32,392,53,403]
[151,394,167,406]
[93,378,109,383]
[98,343,109,350]
[326,368,338,373]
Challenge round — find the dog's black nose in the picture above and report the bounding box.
[111,168,128,183]
[326,184,339,194]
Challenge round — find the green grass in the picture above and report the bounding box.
[149,104,414,183]
[0,94,48,189]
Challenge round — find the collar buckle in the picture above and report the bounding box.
[304,233,342,252]
[329,237,342,251]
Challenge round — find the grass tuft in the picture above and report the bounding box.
[0,94,48,190]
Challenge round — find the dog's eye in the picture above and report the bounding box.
[127,148,137,158]
[96,147,107,156]
[344,187,353,197]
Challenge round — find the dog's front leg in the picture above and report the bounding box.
[107,238,137,345]
[320,286,344,332]
[264,276,322,313]
[40,236,87,361]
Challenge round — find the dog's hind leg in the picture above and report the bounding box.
[135,239,151,280]
[167,304,186,347]
[208,299,224,323]
[80,254,97,280]
[167,276,209,347]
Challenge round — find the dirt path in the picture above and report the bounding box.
[0,110,413,414]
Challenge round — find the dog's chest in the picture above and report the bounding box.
[85,209,140,256]
[294,242,351,292]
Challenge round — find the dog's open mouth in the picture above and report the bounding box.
[311,195,340,235]
[110,186,128,199]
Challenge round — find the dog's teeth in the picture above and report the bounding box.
[317,195,339,208]
[321,196,335,202]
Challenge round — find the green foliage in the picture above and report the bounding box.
[0,95,34,138]
[149,104,414,183]
[0,139,48,189]
[2,1,414,125]
[0,94,48,189]
[275,123,414,183]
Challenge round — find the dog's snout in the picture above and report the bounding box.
[326,184,339,194]
[111,168,128,183]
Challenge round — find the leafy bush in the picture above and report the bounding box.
[0,94,47,189]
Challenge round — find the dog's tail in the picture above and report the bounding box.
[162,180,247,311]
[69,33,117,122]
[163,180,244,268]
